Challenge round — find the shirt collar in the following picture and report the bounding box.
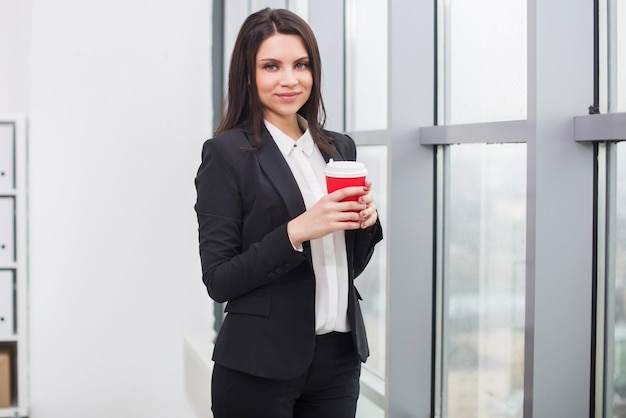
[265,116,315,157]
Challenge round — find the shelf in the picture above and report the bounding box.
[0,406,19,418]
[0,115,27,418]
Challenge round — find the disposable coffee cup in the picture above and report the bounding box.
[325,160,368,202]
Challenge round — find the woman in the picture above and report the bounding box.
[195,7,383,418]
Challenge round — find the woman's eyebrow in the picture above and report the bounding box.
[257,56,309,62]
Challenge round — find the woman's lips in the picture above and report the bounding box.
[276,92,300,101]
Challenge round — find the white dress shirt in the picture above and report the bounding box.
[265,117,350,334]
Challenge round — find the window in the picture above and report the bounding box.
[437,0,527,124]
[612,143,626,414]
[435,143,526,418]
[599,142,626,418]
[594,1,626,416]
[345,0,388,131]
[355,145,388,380]
[611,0,625,112]
[344,1,390,412]
[355,145,387,418]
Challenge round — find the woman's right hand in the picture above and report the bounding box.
[287,185,369,248]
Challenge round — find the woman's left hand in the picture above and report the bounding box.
[358,180,378,229]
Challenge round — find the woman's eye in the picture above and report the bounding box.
[264,64,278,70]
[296,62,309,69]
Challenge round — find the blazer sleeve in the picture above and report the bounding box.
[194,136,308,303]
[352,220,383,279]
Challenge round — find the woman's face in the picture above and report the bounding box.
[255,33,312,128]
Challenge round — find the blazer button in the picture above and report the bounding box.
[276,267,284,274]
[268,272,276,279]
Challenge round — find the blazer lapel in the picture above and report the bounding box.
[250,127,354,255]
[253,127,307,220]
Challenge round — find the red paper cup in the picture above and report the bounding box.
[325,161,368,202]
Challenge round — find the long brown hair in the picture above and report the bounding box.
[215,8,333,151]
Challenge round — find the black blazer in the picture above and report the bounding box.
[195,124,383,380]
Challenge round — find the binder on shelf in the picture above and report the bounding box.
[0,198,15,265]
[0,346,10,408]
[0,271,14,337]
[0,116,25,416]
[0,123,15,190]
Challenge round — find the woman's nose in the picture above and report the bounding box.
[281,70,298,86]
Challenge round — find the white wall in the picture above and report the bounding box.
[0,1,30,112]
[1,0,214,416]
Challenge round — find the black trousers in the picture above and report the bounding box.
[211,331,361,418]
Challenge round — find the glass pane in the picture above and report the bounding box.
[437,0,527,124]
[609,142,626,416]
[345,0,388,131]
[287,0,309,21]
[356,145,388,379]
[441,143,526,418]
[610,0,626,112]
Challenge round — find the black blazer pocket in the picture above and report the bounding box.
[224,294,271,317]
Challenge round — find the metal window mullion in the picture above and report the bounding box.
[388,0,436,415]
[212,0,224,135]
[419,120,530,145]
[575,113,626,142]
[346,130,391,147]
[307,0,345,131]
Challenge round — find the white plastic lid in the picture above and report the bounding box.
[324,160,368,177]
